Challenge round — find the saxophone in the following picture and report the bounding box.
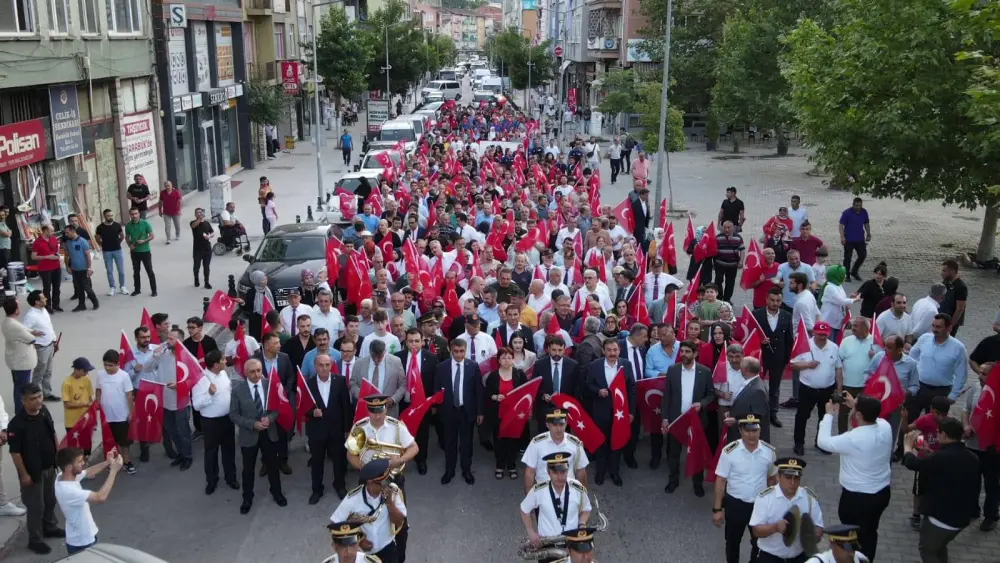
[517,494,609,560]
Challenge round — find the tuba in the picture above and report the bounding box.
[517,494,608,560]
[346,426,407,476]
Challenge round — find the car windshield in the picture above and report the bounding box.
[474,93,495,102]
[482,84,502,94]
[363,152,400,169]
[439,71,456,80]
[378,128,415,142]
[254,235,325,261]
[337,176,376,193]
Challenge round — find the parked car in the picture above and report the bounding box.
[368,120,419,153]
[58,543,169,562]
[357,149,402,172]
[238,223,344,310]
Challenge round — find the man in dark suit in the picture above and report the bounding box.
[434,338,484,485]
[397,327,439,475]
[534,335,579,432]
[420,312,450,362]
[584,338,636,487]
[252,331,297,475]
[621,324,650,469]
[229,359,286,514]
[493,304,535,352]
[752,288,793,427]
[304,353,352,504]
[615,270,639,305]
[631,186,652,246]
[660,340,715,496]
[448,299,488,341]
[724,356,771,443]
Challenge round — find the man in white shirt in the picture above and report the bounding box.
[527,279,551,314]
[787,195,808,238]
[789,321,842,456]
[457,313,497,367]
[54,448,123,554]
[94,354,136,474]
[459,276,485,310]
[359,310,401,357]
[645,258,684,305]
[429,240,457,273]
[789,272,820,332]
[544,139,561,159]
[554,175,574,199]
[191,349,238,494]
[456,212,483,245]
[875,292,912,344]
[817,394,892,561]
[23,290,58,401]
[555,222,580,251]
[577,269,614,313]
[909,283,946,340]
[311,290,345,341]
[279,290,310,337]
[223,319,260,380]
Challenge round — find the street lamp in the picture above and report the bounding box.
[311,0,345,210]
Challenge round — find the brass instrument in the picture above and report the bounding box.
[517,493,608,560]
[346,426,407,476]
[346,482,405,551]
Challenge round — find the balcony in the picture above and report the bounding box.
[586,36,621,59]
[586,0,621,10]
[246,0,273,16]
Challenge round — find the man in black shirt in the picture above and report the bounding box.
[718,187,746,232]
[126,174,151,219]
[940,259,968,336]
[190,208,215,289]
[94,209,128,296]
[6,383,62,554]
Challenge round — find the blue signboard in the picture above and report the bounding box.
[48,85,84,159]
[522,0,537,9]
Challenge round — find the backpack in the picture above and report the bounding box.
[624,135,636,150]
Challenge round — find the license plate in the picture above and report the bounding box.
[276,299,288,307]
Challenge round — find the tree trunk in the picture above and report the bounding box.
[976,205,999,262]
[777,124,789,156]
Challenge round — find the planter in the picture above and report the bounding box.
[706,140,717,151]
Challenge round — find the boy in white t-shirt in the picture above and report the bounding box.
[54,448,123,554]
[94,351,136,474]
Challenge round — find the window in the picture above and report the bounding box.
[107,0,141,34]
[255,235,325,262]
[0,0,36,33]
[274,22,286,59]
[49,0,69,33]
[77,0,97,33]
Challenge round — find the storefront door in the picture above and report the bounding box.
[201,119,218,181]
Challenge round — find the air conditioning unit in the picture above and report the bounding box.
[603,38,618,50]
[586,37,601,50]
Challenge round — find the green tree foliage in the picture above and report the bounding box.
[358,0,428,95]
[597,70,641,116]
[309,8,371,108]
[491,29,555,90]
[441,0,486,9]
[635,82,686,153]
[246,80,287,125]
[782,0,1000,258]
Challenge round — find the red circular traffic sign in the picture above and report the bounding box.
[554,45,563,57]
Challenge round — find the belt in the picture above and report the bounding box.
[724,493,754,506]
[34,343,53,349]
[919,382,951,390]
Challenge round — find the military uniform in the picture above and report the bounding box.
[326,520,383,563]
[520,478,593,537]
[522,431,590,484]
[804,524,869,563]
[805,552,869,563]
[331,460,407,563]
[552,527,598,563]
[324,553,381,563]
[715,415,777,563]
[750,457,825,563]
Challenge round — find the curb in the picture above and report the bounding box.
[0,520,25,558]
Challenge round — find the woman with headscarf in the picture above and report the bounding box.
[717,302,746,343]
[686,225,714,284]
[762,206,794,241]
[243,270,274,341]
[298,269,321,307]
[819,265,858,342]
[699,322,731,453]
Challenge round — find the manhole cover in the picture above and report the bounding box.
[268,166,294,170]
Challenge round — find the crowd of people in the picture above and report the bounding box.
[0,87,998,563]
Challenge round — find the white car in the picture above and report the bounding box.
[59,544,169,562]
[422,80,462,101]
[368,120,419,153]
[359,149,402,171]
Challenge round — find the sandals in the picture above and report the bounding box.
[495,469,504,480]
[509,469,518,480]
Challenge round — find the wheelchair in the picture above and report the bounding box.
[211,215,251,256]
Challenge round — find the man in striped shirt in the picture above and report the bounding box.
[714,221,745,302]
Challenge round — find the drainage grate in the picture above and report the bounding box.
[268,166,294,170]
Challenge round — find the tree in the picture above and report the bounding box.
[491,29,555,90]
[310,9,371,109]
[597,70,643,132]
[635,82,686,153]
[358,0,428,96]
[783,0,1000,259]
[247,80,287,126]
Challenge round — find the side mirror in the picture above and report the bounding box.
[242,254,254,263]
[353,165,360,172]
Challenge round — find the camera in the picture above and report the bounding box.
[831,391,848,404]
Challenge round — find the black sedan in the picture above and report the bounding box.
[237,222,343,312]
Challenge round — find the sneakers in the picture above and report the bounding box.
[0,502,26,516]
[910,514,922,530]
[119,286,129,295]
[107,288,116,297]
[124,462,137,475]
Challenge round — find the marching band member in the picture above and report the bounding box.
[714,414,777,563]
[519,453,593,563]
[750,456,825,563]
[521,410,590,493]
[805,524,870,563]
[325,521,381,563]
[553,527,598,563]
[331,459,406,563]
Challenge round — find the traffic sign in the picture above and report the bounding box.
[554,45,563,57]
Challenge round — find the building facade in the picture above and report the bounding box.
[0,0,160,260]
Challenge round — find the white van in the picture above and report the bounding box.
[422,80,461,101]
[369,120,419,153]
[480,76,503,95]
[472,68,491,86]
[392,114,429,136]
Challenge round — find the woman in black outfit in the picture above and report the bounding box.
[484,347,527,480]
[854,262,888,318]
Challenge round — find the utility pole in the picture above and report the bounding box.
[653,0,675,224]
[311,0,345,210]
[382,24,391,109]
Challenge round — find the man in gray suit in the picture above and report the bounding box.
[229,358,286,515]
[659,340,715,497]
[349,340,405,417]
[723,356,771,443]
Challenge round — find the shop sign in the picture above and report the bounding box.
[172,97,183,113]
[367,100,390,135]
[281,61,301,94]
[235,84,244,96]
[0,119,47,174]
[206,89,228,106]
[215,23,234,86]
[194,22,211,91]
[191,94,203,108]
[168,28,189,94]
[167,4,187,27]
[48,85,84,159]
[121,112,160,208]
[226,85,238,99]
[181,95,194,111]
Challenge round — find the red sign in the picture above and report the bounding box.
[0,119,47,174]
[554,45,563,57]
[281,61,301,94]
[568,88,578,114]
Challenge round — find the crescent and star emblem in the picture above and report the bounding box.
[561,400,587,431]
[746,253,760,269]
[613,387,625,421]
[981,386,996,419]
[218,295,232,312]
[144,393,159,423]
[877,375,893,402]
[645,389,663,416]
[176,361,189,384]
[513,394,533,419]
[277,381,289,403]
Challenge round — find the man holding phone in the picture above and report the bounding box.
[54,448,124,554]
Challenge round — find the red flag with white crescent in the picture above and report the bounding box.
[684,266,703,307]
[664,293,677,327]
[551,392,605,453]
[694,222,718,262]
[99,404,118,455]
[740,238,764,291]
[712,347,729,385]
[613,198,634,234]
[971,363,1000,449]
[141,308,160,345]
[862,355,905,418]
[659,199,669,230]
[174,345,204,410]
[635,377,666,434]
[610,368,631,451]
[406,352,426,405]
[204,290,239,326]
[739,305,766,342]
[497,378,543,439]
[118,330,135,369]
[267,364,295,431]
[791,318,812,360]
[295,368,317,434]
[234,323,250,378]
[684,414,712,477]
[129,379,166,443]
[261,295,275,335]
[338,192,357,221]
[742,329,763,361]
[683,215,696,251]
[400,390,445,436]
[354,378,380,424]
[59,402,99,451]
[871,316,884,348]
[661,222,677,270]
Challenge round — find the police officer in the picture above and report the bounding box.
[714,414,777,563]
[553,527,598,563]
[521,410,590,492]
[330,459,406,563]
[805,524,870,563]
[347,396,417,563]
[749,456,825,563]
[519,453,593,563]
[325,521,382,563]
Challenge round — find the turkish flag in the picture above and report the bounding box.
[711,347,729,384]
[863,356,906,418]
[684,266,703,307]
[838,310,853,346]
[551,393,606,453]
[790,318,812,360]
[267,365,295,431]
[326,237,345,287]
[118,330,135,369]
[743,329,763,361]
[375,151,393,168]
[613,198,634,233]
[635,377,666,434]
[971,363,1000,449]
[173,345,204,410]
[402,239,421,277]
[685,415,712,477]
[610,368,631,451]
[572,231,584,261]
[587,252,607,283]
[99,405,118,455]
[378,235,395,263]
[470,250,485,279]
[515,227,541,252]
[661,222,677,270]
[683,215,696,251]
[703,426,729,484]
[204,290,239,326]
[129,379,166,443]
[738,305,764,344]
[233,323,250,377]
[589,188,602,217]
[740,238,764,291]
[59,402,98,451]
[537,219,550,249]
[659,199,669,230]
[354,378,380,424]
[871,317,884,348]
[261,295,275,335]
[405,352,427,405]
[338,192,357,221]
[694,222,718,262]
[679,307,691,339]
[663,292,677,326]
[629,282,651,326]
[546,312,562,335]
[141,308,160,344]
[400,390,445,436]
[295,368,317,433]
[498,378,543,438]
[346,255,373,305]
[443,280,462,319]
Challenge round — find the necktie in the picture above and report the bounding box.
[633,347,643,379]
[653,276,659,301]
[345,361,351,380]
[453,364,462,407]
[470,337,477,361]
[372,362,381,389]
[553,362,561,393]
[253,384,263,417]
[291,307,297,337]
